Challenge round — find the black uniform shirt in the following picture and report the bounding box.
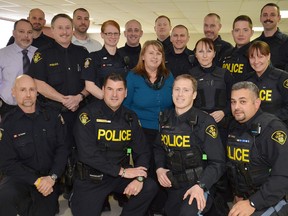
[0,105,69,185]
[118,43,141,70]
[245,65,288,123]
[165,47,196,77]
[26,41,88,95]
[254,28,288,70]
[213,35,233,66]
[6,32,54,49]
[82,46,127,88]
[158,36,173,54]
[228,110,288,210]
[154,107,226,190]
[74,100,150,177]
[221,43,254,82]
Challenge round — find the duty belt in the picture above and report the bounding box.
[76,161,103,182]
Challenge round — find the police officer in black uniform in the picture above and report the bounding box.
[26,13,89,198]
[221,15,254,82]
[155,74,225,216]
[0,75,69,216]
[165,25,196,78]
[82,20,128,100]
[71,73,158,216]
[245,41,288,125]
[118,19,143,70]
[154,15,173,54]
[253,3,288,70]
[227,81,288,216]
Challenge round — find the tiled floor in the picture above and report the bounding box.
[56,195,122,216]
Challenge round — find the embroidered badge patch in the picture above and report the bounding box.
[271,131,287,145]
[0,129,3,141]
[79,113,91,125]
[283,79,288,89]
[33,52,42,63]
[206,125,218,138]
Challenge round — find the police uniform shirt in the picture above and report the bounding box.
[165,47,196,78]
[26,41,89,96]
[6,32,54,49]
[0,105,69,185]
[0,43,37,105]
[157,36,173,54]
[155,107,225,190]
[221,43,254,82]
[280,39,288,72]
[254,28,288,70]
[213,35,233,66]
[74,100,150,177]
[245,64,288,123]
[118,43,141,70]
[227,110,288,210]
[81,46,128,88]
[190,65,234,115]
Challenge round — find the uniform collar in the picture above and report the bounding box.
[12,104,41,121]
[100,100,123,119]
[124,43,141,53]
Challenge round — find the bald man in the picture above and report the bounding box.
[0,75,69,216]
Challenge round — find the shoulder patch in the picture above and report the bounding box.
[205,125,218,138]
[84,58,91,68]
[283,79,288,89]
[271,130,287,145]
[79,112,90,125]
[33,52,42,63]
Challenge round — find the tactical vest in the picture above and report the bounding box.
[91,109,133,166]
[249,68,283,113]
[192,67,227,111]
[227,113,276,197]
[159,110,204,184]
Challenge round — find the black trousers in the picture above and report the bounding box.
[0,177,59,216]
[165,185,212,216]
[71,175,158,216]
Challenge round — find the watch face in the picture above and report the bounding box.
[137,176,144,182]
[51,174,57,181]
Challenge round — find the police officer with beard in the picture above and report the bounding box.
[71,73,157,216]
[227,81,288,216]
[155,74,225,216]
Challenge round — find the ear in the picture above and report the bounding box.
[255,98,261,109]
[192,91,197,100]
[125,89,127,98]
[11,88,16,98]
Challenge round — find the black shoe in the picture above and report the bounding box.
[101,200,111,212]
[113,193,128,207]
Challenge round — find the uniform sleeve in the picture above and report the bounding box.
[123,71,136,109]
[81,52,97,82]
[0,126,38,185]
[153,133,167,170]
[49,113,70,177]
[198,116,226,190]
[223,69,234,115]
[26,50,48,81]
[274,71,288,122]
[249,120,288,210]
[74,108,121,177]
[129,112,151,168]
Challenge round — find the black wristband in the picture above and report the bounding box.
[79,92,85,100]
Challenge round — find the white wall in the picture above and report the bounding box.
[0,19,14,48]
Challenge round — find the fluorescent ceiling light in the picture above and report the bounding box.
[253,27,264,32]
[280,10,288,18]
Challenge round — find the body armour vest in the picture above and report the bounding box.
[191,66,227,112]
[91,109,133,166]
[159,109,203,174]
[227,113,277,197]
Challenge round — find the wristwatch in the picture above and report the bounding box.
[50,174,58,181]
[136,176,145,182]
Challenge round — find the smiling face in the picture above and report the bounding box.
[203,15,221,41]
[170,26,190,53]
[195,40,215,68]
[124,20,143,47]
[102,79,127,111]
[260,5,280,32]
[13,20,33,49]
[51,17,73,48]
[142,44,163,72]
[231,88,261,123]
[249,49,270,76]
[101,24,120,48]
[173,77,197,115]
[154,17,171,41]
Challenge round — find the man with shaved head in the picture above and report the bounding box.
[0,74,69,216]
[7,8,54,48]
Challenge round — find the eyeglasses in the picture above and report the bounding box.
[103,32,120,37]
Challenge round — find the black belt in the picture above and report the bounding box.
[76,161,103,182]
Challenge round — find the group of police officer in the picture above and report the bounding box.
[1,2,288,216]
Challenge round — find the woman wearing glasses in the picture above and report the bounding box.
[123,40,174,214]
[81,20,128,100]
